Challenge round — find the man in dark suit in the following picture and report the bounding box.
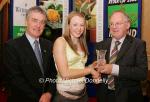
[95,10,148,102]
[3,6,57,102]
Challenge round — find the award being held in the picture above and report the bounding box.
[95,49,107,84]
[96,49,107,66]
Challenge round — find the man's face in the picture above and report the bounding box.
[109,12,130,40]
[26,12,46,38]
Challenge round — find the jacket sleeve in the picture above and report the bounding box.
[3,42,38,101]
[119,40,148,81]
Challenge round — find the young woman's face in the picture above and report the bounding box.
[69,16,85,38]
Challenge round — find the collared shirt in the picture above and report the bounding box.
[110,36,126,76]
[25,33,41,51]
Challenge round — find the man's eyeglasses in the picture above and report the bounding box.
[31,18,46,25]
[109,22,126,28]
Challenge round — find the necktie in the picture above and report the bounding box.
[34,40,44,75]
[107,41,120,90]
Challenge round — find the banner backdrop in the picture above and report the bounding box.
[73,0,141,42]
[39,0,69,33]
[104,0,142,39]
[73,0,104,42]
[10,0,37,38]
[38,0,70,42]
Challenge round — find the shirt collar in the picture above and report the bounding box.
[25,33,39,46]
[112,35,126,44]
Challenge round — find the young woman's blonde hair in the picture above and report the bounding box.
[63,11,88,56]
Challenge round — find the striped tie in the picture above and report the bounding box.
[107,41,120,90]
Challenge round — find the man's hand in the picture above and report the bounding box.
[99,64,113,74]
[94,59,106,73]
[89,61,100,78]
[39,92,52,102]
[91,68,100,79]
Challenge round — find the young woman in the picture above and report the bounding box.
[53,11,99,102]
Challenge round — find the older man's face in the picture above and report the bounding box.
[26,12,46,39]
[109,12,130,40]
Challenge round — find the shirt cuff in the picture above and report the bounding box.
[111,64,119,76]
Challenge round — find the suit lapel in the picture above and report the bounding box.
[39,38,48,75]
[116,35,133,62]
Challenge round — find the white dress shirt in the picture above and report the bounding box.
[25,33,41,51]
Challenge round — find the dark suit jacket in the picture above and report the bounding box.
[3,35,57,102]
[95,35,148,102]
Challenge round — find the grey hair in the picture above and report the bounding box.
[110,10,131,23]
[26,6,47,21]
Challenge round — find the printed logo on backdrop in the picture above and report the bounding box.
[11,0,37,38]
[104,0,141,39]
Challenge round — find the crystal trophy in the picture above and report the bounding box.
[95,49,107,83]
[96,49,107,66]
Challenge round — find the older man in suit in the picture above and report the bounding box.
[95,10,148,102]
[3,6,57,102]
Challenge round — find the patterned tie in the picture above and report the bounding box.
[34,40,44,75]
[107,41,121,90]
